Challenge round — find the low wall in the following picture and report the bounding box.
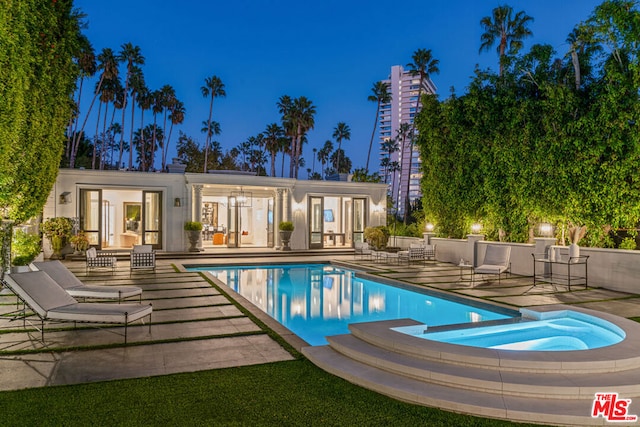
[396,234,640,295]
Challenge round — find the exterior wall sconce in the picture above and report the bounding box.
[59,192,71,204]
[174,197,182,207]
[539,223,553,237]
[471,223,482,233]
[292,202,304,213]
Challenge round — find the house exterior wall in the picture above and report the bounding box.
[44,169,387,254]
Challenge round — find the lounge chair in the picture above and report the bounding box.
[130,244,156,277]
[399,244,426,265]
[86,247,117,273]
[474,245,511,284]
[32,260,142,302]
[3,271,152,344]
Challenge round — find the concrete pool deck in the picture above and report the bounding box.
[2,252,640,424]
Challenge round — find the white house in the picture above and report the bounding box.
[43,167,387,255]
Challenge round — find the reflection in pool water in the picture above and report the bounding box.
[196,263,512,346]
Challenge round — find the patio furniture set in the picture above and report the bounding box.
[85,244,156,276]
[354,242,436,265]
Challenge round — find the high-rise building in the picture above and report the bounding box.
[378,65,436,218]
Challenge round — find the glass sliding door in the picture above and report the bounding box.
[352,198,366,245]
[142,190,162,249]
[309,197,323,249]
[79,189,102,248]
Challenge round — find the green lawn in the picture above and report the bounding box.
[1,359,538,426]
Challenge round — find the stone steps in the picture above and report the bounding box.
[302,306,640,426]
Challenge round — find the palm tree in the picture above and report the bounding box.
[479,5,534,76]
[405,49,440,223]
[394,123,412,224]
[201,120,221,171]
[164,99,185,170]
[69,35,96,162]
[292,97,316,179]
[366,81,391,172]
[276,95,296,176]
[150,89,163,171]
[72,47,118,169]
[332,122,351,174]
[127,65,145,170]
[201,75,226,173]
[317,140,333,178]
[159,85,176,170]
[263,123,284,177]
[312,147,317,174]
[136,86,152,170]
[117,43,145,169]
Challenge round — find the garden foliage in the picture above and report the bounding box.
[417,0,640,246]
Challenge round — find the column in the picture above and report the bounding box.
[467,234,485,267]
[276,189,284,249]
[193,185,203,250]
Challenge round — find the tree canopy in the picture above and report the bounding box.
[418,0,640,247]
[0,0,83,223]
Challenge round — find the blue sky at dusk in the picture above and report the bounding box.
[75,0,603,173]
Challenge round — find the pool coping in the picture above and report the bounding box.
[348,304,640,374]
[184,260,520,352]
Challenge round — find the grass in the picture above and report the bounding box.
[0,359,538,426]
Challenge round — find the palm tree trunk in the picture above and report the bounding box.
[100,100,110,170]
[92,100,103,169]
[139,108,146,171]
[71,73,105,169]
[128,92,136,170]
[270,152,276,177]
[365,102,380,172]
[203,95,214,173]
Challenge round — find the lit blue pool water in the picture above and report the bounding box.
[189,263,513,345]
[392,310,625,351]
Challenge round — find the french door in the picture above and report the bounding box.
[79,189,102,248]
[309,196,323,249]
[142,190,162,249]
[352,198,366,245]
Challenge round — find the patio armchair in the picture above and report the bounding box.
[86,247,117,274]
[130,244,156,277]
[474,245,511,284]
[3,271,152,344]
[32,261,142,302]
[399,244,426,265]
[354,242,372,259]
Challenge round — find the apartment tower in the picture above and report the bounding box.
[378,65,436,217]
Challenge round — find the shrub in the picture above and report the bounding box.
[364,226,389,250]
[279,221,294,232]
[184,221,203,231]
[11,229,41,265]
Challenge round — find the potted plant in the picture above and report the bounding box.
[364,226,389,251]
[70,231,90,255]
[279,221,294,251]
[41,217,73,259]
[184,221,203,252]
[11,229,41,272]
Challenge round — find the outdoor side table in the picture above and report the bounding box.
[532,253,589,291]
[458,262,474,285]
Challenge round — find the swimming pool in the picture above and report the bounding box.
[392,309,625,351]
[192,263,513,345]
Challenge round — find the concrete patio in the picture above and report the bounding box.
[1,251,640,423]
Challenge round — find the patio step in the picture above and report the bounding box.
[303,308,640,426]
[325,333,640,399]
[303,346,604,426]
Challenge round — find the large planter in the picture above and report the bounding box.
[279,230,292,251]
[50,235,64,260]
[186,230,201,252]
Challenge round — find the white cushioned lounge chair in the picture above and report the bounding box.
[474,245,511,284]
[32,260,142,302]
[3,271,152,344]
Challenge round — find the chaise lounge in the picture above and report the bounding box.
[32,260,143,302]
[3,271,152,344]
